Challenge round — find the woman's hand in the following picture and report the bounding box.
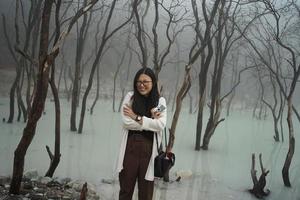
[123,104,137,120]
[151,108,161,119]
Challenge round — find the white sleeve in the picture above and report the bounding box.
[121,91,143,130]
[141,97,167,132]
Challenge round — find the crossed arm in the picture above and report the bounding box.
[121,92,167,132]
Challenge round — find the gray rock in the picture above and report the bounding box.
[40,177,52,185]
[23,169,39,180]
[56,177,72,185]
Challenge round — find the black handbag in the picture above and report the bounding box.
[154,128,175,178]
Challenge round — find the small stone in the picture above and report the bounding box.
[175,169,193,178]
[62,195,72,199]
[46,180,61,188]
[29,193,46,200]
[23,182,33,190]
[46,193,61,200]
[33,187,39,191]
[33,187,46,193]
[101,178,114,184]
[0,176,10,185]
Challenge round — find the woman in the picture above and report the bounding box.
[116,67,167,200]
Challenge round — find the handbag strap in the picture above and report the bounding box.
[164,127,167,147]
[155,127,167,153]
[155,132,160,153]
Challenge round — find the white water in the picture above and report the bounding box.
[0,97,299,200]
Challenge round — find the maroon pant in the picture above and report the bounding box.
[119,134,154,200]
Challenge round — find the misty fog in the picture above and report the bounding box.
[1,0,300,199]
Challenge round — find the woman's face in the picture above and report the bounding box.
[136,74,153,96]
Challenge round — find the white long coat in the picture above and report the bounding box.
[116,91,167,181]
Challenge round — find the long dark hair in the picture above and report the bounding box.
[132,67,159,118]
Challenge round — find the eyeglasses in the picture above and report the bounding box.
[136,80,152,86]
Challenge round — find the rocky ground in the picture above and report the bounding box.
[0,170,100,200]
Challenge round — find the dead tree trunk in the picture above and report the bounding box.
[192,0,221,151]
[90,62,100,115]
[113,48,126,112]
[226,53,239,117]
[16,80,27,122]
[45,0,62,177]
[1,13,19,121]
[70,0,89,132]
[282,96,295,187]
[80,182,88,200]
[6,0,22,123]
[9,0,54,194]
[249,153,270,198]
[171,41,181,112]
[259,71,283,142]
[168,65,192,151]
[118,41,133,112]
[90,9,109,115]
[201,1,227,150]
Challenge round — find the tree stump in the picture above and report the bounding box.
[249,153,270,198]
[80,182,88,200]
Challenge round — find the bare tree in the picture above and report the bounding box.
[45,0,63,177]
[251,38,286,142]
[131,0,147,67]
[10,1,56,193]
[262,1,299,187]
[167,0,221,153]
[132,0,187,79]
[70,0,92,131]
[89,4,111,115]
[9,0,98,194]
[239,0,300,187]
[198,0,268,150]
[3,0,41,123]
[78,0,137,133]
[191,0,222,151]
